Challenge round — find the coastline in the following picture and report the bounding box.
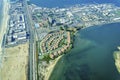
[0,0,3,25]
[0,0,10,79]
[38,55,63,80]
[37,30,74,80]
[33,3,120,79]
[45,55,62,80]
[0,0,119,80]
[113,46,120,73]
[0,0,10,55]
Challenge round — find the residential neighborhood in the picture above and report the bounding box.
[39,31,72,59]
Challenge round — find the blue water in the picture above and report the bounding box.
[0,0,3,25]
[49,23,120,80]
[0,0,3,68]
[30,0,120,8]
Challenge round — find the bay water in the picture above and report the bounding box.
[49,23,120,80]
[30,0,120,80]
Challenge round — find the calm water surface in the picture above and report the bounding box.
[0,0,3,25]
[49,23,120,80]
[30,0,120,8]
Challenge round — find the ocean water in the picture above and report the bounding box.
[0,0,3,25]
[49,23,120,80]
[30,0,120,8]
[0,0,3,65]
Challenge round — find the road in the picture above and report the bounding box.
[24,0,36,80]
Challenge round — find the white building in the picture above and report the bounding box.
[13,31,27,40]
[17,22,26,30]
[7,35,12,42]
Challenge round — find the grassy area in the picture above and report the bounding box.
[58,38,67,47]
[42,53,51,63]
[36,41,39,61]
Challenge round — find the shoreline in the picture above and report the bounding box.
[0,0,10,55]
[42,22,120,80]
[38,55,63,80]
[0,0,4,25]
[113,46,120,73]
[45,55,62,80]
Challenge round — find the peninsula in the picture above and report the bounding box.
[29,3,120,80]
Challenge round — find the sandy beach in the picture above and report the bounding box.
[38,54,63,80]
[0,43,29,80]
[0,1,29,80]
[0,0,10,78]
[45,56,62,80]
[0,0,10,55]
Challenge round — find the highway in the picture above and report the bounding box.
[24,0,36,80]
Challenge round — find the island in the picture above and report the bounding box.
[113,46,120,73]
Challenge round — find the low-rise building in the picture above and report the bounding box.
[39,31,71,59]
[49,53,54,59]
[7,35,12,42]
[17,23,26,30]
